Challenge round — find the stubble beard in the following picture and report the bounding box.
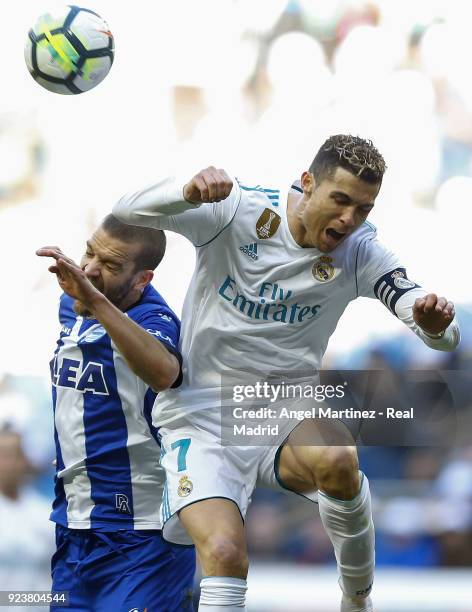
[73,278,135,318]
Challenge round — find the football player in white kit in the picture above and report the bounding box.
[113,135,460,612]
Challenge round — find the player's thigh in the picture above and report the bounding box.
[50,526,88,612]
[162,544,196,612]
[116,534,196,612]
[160,421,259,547]
[85,531,195,612]
[278,418,357,493]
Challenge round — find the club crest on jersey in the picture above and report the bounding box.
[312,256,335,282]
[256,208,281,240]
[391,270,416,290]
[177,475,193,497]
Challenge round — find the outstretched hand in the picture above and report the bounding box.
[36,246,100,308]
[183,166,233,204]
[413,293,455,336]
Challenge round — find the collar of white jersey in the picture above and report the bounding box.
[290,179,303,194]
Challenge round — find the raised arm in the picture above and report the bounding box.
[37,247,180,391]
[356,237,460,351]
[113,167,240,246]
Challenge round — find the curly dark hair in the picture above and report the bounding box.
[309,134,386,184]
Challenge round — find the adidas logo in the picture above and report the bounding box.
[239,243,258,261]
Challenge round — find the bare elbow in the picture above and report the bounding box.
[150,355,181,392]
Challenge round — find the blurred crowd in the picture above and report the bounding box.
[1,0,471,594]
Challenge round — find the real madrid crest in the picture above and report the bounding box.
[390,270,416,290]
[177,475,193,498]
[312,256,335,282]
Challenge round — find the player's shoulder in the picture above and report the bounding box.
[59,293,76,324]
[59,292,73,309]
[235,177,283,209]
[350,221,401,282]
[352,220,378,242]
[128,284,180,327]
[339,221,378,257]
[328,222,380,278]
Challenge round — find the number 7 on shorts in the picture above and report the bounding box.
[171,438,191,472]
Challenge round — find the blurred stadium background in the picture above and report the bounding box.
[1,0,471,610]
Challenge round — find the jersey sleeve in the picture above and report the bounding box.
[356,236,404,301]
[356,236,460,351]
[112,176,242,247]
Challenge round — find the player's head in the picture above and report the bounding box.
[75,215,166,316]
[300,135,386,252]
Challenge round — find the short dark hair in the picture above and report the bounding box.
[309,134,386,184]
[101,214,166,271]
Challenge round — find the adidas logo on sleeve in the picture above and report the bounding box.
[239,243,258,261]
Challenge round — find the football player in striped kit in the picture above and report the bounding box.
[37,215,195,611]
[113,135,460,612]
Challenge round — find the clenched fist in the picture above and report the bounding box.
[413,293,455,336]
[183,167,233,204]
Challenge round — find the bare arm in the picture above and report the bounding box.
[357,238,460,351]
[80,291,179,391]
[37,247,180,391]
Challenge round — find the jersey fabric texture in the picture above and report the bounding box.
[113,177,460,428]
[51,524,195,611]
[50,283,181,531]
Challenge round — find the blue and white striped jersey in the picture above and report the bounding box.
[50,284,181,530]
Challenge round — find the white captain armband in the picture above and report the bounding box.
[373,268,420,316]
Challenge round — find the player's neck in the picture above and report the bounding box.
[120,289,145,313]
[287,191,310,247]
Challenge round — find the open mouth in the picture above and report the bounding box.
[326,228,346,242]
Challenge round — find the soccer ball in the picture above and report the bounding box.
[24,5,114,95]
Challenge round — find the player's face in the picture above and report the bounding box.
[76,228,147,316]
[302,167,380,252]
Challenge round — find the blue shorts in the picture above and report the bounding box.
[51,525,195,611]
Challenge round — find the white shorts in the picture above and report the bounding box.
[158,407,318,545]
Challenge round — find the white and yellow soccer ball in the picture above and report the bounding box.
[24,5,114,94]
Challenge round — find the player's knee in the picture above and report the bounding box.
[315,446,360,500]
[202,534,249,577]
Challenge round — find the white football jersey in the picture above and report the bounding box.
[114,177,460,425]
